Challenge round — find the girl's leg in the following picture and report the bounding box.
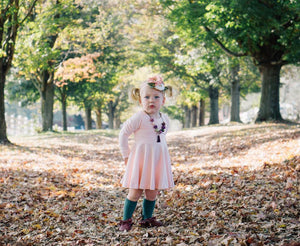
[119,189,143,231]
[142,189,159,219]
[122,189,143,220]
[127,189,144,202]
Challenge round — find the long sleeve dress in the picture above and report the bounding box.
[119,111,174,190]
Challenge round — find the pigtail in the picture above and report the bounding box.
[165,86,173,97]
[131,88,140,102]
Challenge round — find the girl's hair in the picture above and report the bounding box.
[130,85,173,102]
[165,86,173,97]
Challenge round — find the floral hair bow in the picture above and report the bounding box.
[147,75,168,91]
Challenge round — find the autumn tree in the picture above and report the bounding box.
[69,0,131,129]
[0,0,39,144]
[55,53,103,130]
[14,0,78,132]
[161,0,300,122]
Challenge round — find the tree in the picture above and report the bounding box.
[14,0,78,132]
[55,53,103,130]
[132,8,226,126]
[221,56,260,123]
[173,44,226,125]
[69,0,129,129]
[0,0,38,144]
[228,60,241,122]
[161,0,300,122]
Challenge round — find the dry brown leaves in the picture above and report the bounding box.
[0,123,299,246]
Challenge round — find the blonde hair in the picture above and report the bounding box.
[130,85,173,102]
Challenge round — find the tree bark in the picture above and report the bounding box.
[256,64,283,122]
[230,64,241,122]
[184,105,191,128]
[40,71,54,131]
[0,0,19,144]
[208,85,219,125]
[0,0,38,143]
[108,100,114,129]
[115,113,121,129]
[61,86,67,131]
[95,106,102,129]
[84,106,92,130]
[37,2,60,132]
[199,98,205,126]
[191,105,198,127]
[0,72,9,144]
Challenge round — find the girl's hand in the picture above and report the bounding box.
[124,158,128,166]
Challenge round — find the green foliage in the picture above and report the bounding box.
[162,0,300,65]
[12,0,131,117]
[7,0,297,129]
[14,0,79,80]
[219,56,261,98]
[162,105,183,122]
[6,77,39,106]
[239,57,261,95]
[56,1,130,115]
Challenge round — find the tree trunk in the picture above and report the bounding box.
[191,105,198,127]
[0,0,37,143]
[115,114,121,129]
[41,71,54,132]
[0,72,9,144]
[85,106,92,130]
[62,86,67,131]
[95,106,102,129]
[230,64,241,122]
[108,100,114,129]
[184,105,191,128]
[208,85,219,125]
[199,98,205,126]
[256,64,283,122]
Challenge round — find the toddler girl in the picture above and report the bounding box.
[118,75,174,231]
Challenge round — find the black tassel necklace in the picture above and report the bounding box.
[145,112,166,142]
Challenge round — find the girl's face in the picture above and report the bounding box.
[140,86,165,116]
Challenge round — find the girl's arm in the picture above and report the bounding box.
[162,113,170,134]
[119,112,142,160]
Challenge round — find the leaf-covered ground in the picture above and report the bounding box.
[0,123,299,246]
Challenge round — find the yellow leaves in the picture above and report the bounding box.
[273,209,280,214]
[48,185,57,191]
[43,217,49,223]
[21,228,31,235]
[45,210,60,218]
[68,191,76,198]
[32,224,42,230]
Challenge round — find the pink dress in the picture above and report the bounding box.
[119,111,174,190]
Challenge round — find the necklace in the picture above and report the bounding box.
[145,112,166,142]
